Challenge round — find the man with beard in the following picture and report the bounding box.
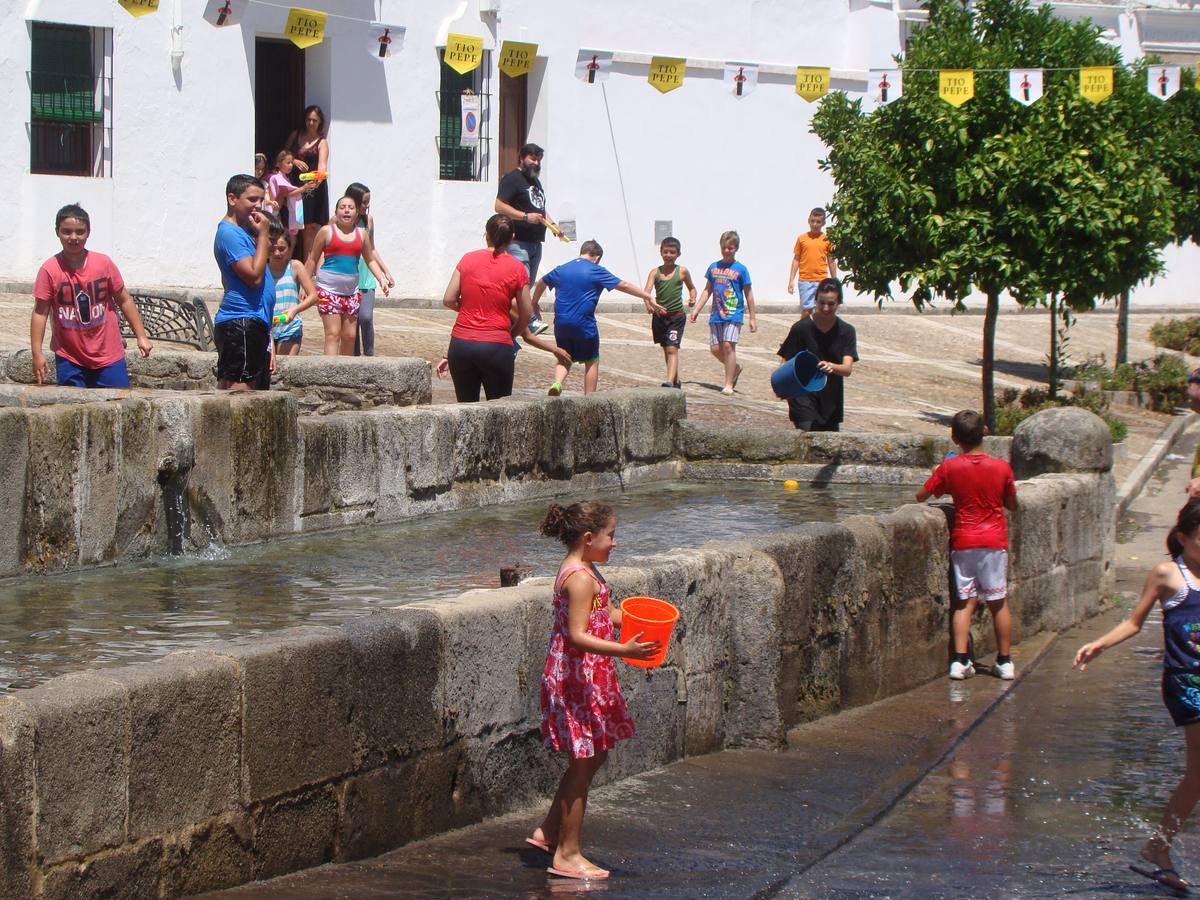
[496,143,551,333]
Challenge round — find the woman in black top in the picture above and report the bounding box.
[285,105,330,260]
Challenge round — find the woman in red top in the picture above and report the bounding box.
[439,215,533,402]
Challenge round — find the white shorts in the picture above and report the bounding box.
[951,549,1008,602]
[709,322,741,346]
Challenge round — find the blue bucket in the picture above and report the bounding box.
[770,350,827,399]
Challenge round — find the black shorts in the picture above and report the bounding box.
[1163,670,1200,727]
[651,312,687,348]
[215,317,271,389]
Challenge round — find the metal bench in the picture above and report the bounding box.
[117,294,215,351]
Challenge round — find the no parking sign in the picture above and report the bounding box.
[460,94,482,148]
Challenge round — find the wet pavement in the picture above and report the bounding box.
[204,431,1200,898]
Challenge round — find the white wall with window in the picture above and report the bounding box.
[4,0,1200,306]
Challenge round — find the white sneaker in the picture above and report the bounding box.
[949,660,975,680]
[531,318,550,335]
[994,660,1015,680]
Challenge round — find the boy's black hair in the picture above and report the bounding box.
[580,239,603,259]
[225,174,263,199]
[951,409,985,447]
[810,207,826,218]
[815,277,842,303]
[519,142,544,158]
[265,212,289,243]
[55,203,90,231]
[660,236,681,252]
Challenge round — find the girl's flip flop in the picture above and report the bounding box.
[1130,863,1191,893]
[547,865,610,881]
[524,836,553,853]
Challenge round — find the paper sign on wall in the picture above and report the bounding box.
[118,0,159,16]
[1009,69,1043,105]
[870,69,903,105]
[460,94,482,148]
[203,0,242,26]
[648,57,685,93]
[1080,66,1113,103]
[939,70,974,107]
[369,23,404,60]
[794,67,830,102]
[285,8,326,49]
[724,63,758,97]
[576,50,613,83]
[1149,65,1181,100]
[444,33,484,75]
[499,41,537,77]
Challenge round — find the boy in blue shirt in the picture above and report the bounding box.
[527,240,656,395]
[213,173,275,390]
[689,230,757,395]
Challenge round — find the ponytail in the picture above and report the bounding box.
[540,500,615,547]
[486,213,514,255]
[1167,499,1200,558]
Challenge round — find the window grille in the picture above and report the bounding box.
[437,51,491,182]
[29,22,113,177]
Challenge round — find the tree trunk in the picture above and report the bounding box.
[1049,292,1059,401]
[1116,289,1130,365]
[983,290,1000,433]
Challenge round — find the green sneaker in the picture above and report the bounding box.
[548,382,562,397]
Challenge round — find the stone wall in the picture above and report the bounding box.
[0,427,1114,897]
[0,350,432,414]
[0,388,685,577]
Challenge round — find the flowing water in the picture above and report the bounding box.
[0,479,913,692]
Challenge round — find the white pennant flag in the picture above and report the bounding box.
[724,63,758,98]
[368,23,404,61]
[459,94,481,148]
[203,0,242,27]
[576,50,613,84]
[1009,69,1043,106]
[870,69,902,105]
[1149,65,1181,100]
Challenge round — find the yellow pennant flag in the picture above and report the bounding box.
[1080,66,1113,104]
[444,33,484,75]
[794,67,830,102]
[938,70,974,107]
[648,57,686,93]
[498,41,537,77]
[118,0,159,16]
[284,7,326,49]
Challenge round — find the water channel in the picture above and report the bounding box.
[0,479,914,692]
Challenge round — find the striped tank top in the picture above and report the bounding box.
[271,264,302,341]
[317,225,363,296]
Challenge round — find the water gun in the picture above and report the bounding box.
[272,312,291,325]
[299,171,328,184]
[545,216,573,243]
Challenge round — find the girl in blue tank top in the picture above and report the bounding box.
[1075,499,1200,893]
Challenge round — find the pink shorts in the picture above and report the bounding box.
[317,288,361,317]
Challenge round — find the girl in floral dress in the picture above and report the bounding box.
[529,501,659,881]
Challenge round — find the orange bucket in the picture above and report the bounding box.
[619,596,680,669]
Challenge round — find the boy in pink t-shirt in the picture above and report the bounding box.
[917,409,1019,681]
[31,204,152,387]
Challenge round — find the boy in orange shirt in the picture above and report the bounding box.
[787,207,836,318]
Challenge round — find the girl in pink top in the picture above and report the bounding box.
[528,501,658,882]
[266,150,313,235]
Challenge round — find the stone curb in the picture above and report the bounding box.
[1117,412,1195,517]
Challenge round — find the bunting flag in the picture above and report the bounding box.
[284,7,326,49]
[576,50,613,83]
[203,0,242,27]
[1009,69,1043,105]
[444,33,484,75]
[1149,65,1181,100]
[118,0,159,15]
[648,57,686,93]
[459,94,482,148]
[795,67,830,103]
[499,41,537,77]
[368,23,404,60]
[1080,66,1113,103]
[939,70,974,106]
[724,63,758,97]
[871,69,903,105]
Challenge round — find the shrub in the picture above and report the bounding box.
[1150,317,1200,356]
[1068,352,1188,413]
[993,384,1127,443]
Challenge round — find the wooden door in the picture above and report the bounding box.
[498,71,528,176]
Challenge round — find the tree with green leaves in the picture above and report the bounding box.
[812,0,1176,428]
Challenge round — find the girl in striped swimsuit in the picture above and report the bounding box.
[305,194,390,355]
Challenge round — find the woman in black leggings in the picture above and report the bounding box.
[440,215,532,402]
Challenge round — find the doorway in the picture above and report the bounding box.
[498,71,528,176]
[254,38,305,164]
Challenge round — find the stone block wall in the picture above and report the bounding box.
[0,458,1113,897]
[0,350,432,414]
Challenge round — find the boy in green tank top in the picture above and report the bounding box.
[642,236,697,388]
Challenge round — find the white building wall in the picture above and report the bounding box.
[5,0,1200,305]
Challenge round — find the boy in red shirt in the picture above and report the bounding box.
[917,409,1019,680]
[31,204,152,387]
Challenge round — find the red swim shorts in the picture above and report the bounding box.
[317,288,361,317]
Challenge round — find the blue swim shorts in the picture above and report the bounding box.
[55,355,130,388]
